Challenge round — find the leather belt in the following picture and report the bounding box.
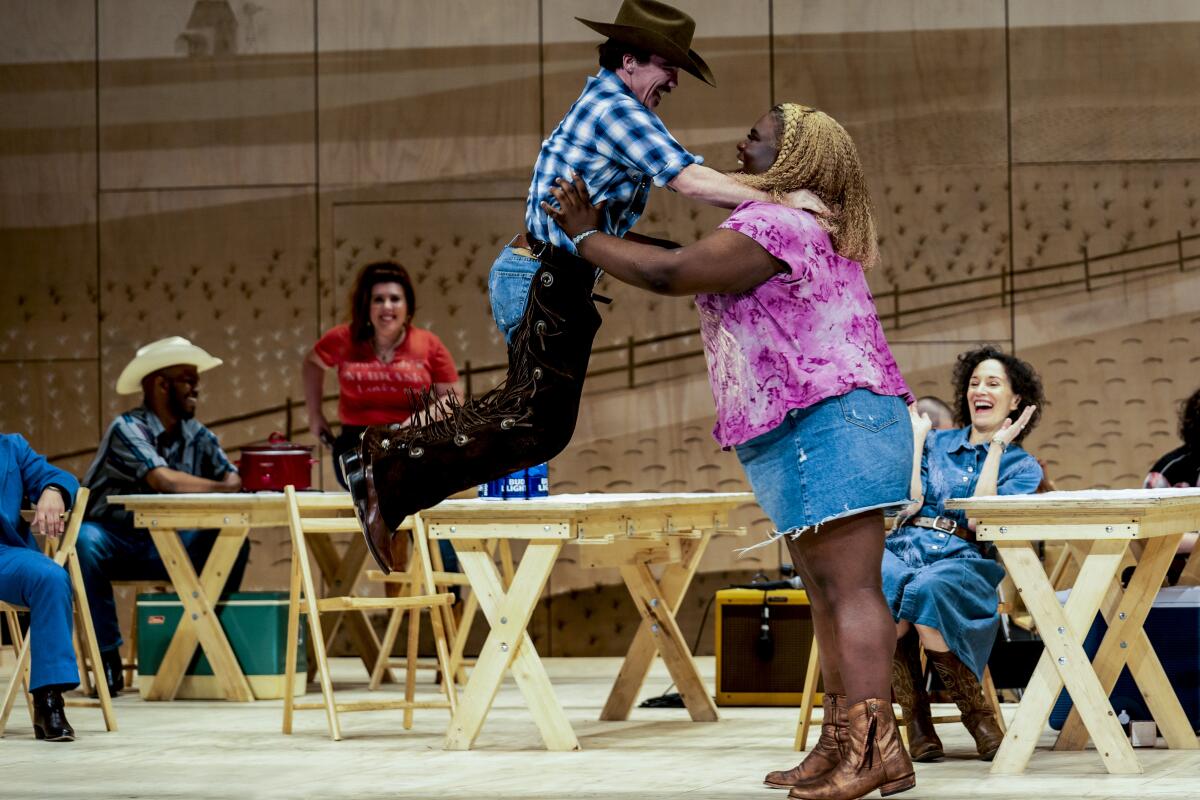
[910,515,976,543]
[508,232,594,273]
[506,232,611,304]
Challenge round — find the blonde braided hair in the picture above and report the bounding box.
[737,104,879,270]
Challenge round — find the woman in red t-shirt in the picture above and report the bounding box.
[303,261,460,488]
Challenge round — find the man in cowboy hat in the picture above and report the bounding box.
[76,337,246,693]
[341,0,826,572]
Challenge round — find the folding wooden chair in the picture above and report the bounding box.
[280,487,456,740]
[366,536,515,690]
[365,521,472,694]
[1,488,117,737]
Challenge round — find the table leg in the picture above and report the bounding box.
[443,539,578,751]
[602,533,712,721]
[619,561,719,723]
[1177,541,1200,586]
[306,534,385,680]
[1056,533,1197,751]
[146,527,254,702]
[992,540,1140,774]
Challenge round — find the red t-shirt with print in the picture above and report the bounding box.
[314,323,459,427]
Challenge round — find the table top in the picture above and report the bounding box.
[116,491,349,509]
[418,492,755,518]
[116,490,754,511]
[947,488,1200,541]
[948,487,1200,515]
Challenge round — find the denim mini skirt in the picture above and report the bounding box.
[734,388,913,535]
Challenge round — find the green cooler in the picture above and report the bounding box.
[136,591,306,700]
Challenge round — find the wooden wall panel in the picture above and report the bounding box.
[0,0,98,360]
[98,0,315,189]
[1015,312,1196,491]
[317,0,540,186]
[1011,162,1200,272]
[1010,1,1200,163]
[97,188,318,427]
[773,1,1009,343]
[773,1,1007,170]
[0,362,100,460]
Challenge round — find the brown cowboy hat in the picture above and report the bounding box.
[578,0,715,87]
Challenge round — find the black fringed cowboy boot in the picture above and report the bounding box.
[343,250,602,572]
[891,630,943,762]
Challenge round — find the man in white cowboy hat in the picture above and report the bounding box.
[342,0,828,572]
[76,336,245,694]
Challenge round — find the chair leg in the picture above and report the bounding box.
[286,490,342,741]
[282,553,302,735]
[428,601,457,713]
[0,612,33,736]
[449,587,478,686]
[428,539,462,690]
[794,634,820,750]
[403,608,420,730]
[67,555,116,731]
[125,597,139,688]
[369,608,403,691]
[71,615,92,697]
[983,665,1005,734]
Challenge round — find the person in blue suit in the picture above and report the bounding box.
[0,433,80,742]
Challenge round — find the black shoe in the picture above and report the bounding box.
[32,688,75,742]
[100,646,124,695]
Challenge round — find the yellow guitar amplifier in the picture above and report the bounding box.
[715,588,821,706]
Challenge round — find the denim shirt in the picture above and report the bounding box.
[915,426,1043,528]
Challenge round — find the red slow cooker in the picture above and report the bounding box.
[237,432,316,491]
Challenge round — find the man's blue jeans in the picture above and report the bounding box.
[75,522,250,651]
[488,246,539,343]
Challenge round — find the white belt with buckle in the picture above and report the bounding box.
[912,515,958,534]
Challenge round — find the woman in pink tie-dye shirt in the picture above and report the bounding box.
[546,104,917,800]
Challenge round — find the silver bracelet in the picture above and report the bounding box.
[990,437,1008,452]
[571,228,600,248]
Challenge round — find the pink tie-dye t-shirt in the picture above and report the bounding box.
[696,201,912,448]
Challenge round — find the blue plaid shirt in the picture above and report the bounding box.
[526,69,701,251]
[83,406,236,533]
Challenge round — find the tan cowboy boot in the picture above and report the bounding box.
[925,649,1004,761]
[763,694,848,788]
[891,631,943,762]
[787,698,915,800]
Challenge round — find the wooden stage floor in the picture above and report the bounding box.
[1,657,1196,799]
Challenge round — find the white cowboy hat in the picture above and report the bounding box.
[115,336,223,395]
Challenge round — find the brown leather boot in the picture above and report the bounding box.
[891,631,943,762]
[925,649,1003,761]
[763,694,848,789]
[788,698,915,800]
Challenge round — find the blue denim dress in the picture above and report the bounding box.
[882,426,1043,678]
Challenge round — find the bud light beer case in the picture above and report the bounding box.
[478,462,549,499]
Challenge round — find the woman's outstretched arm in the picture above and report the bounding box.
[543,174,784,296]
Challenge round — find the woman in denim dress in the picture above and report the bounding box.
[546,104,918,800]
[886,346,1044,763]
